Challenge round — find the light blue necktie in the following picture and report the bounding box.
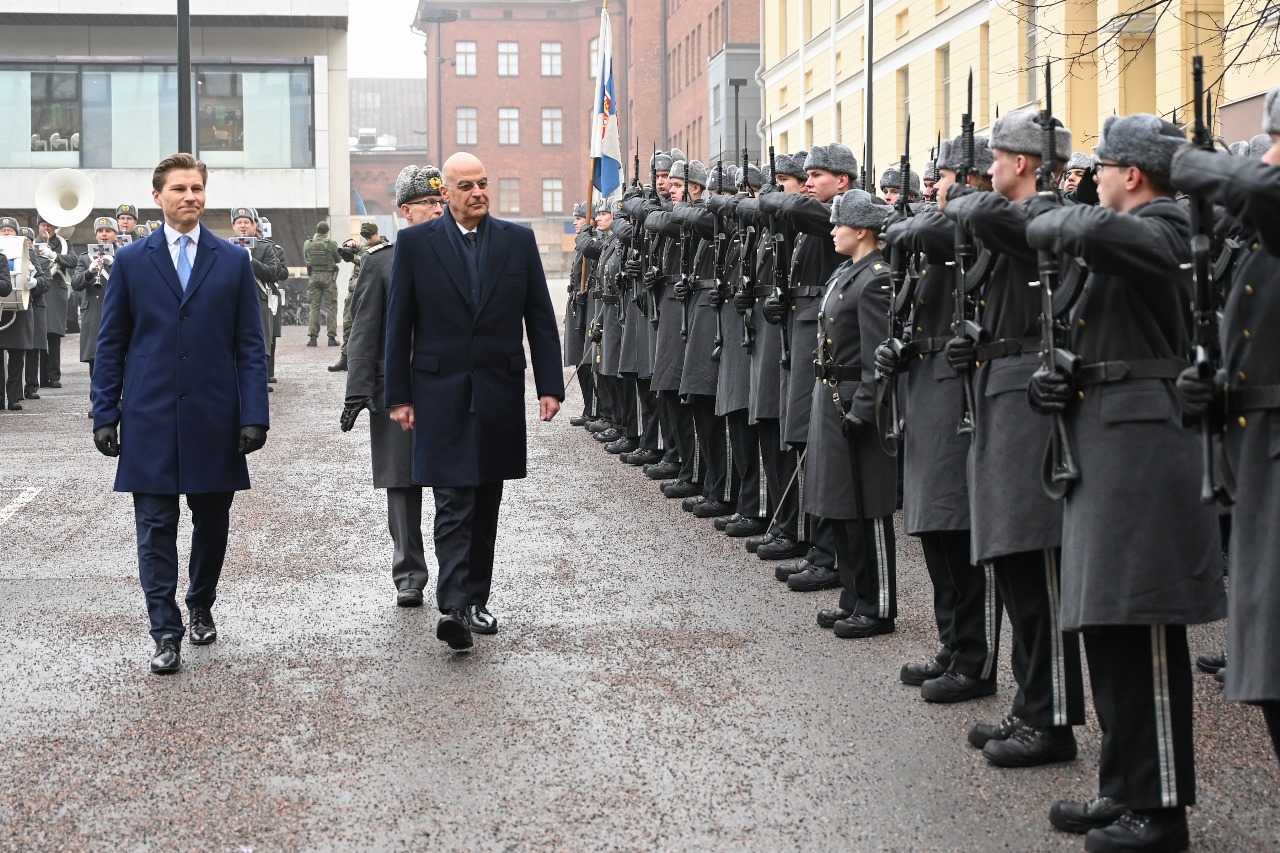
[177,234,193,291]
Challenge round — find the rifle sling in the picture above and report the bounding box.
[815,363,860,382]
[1226,385,1280,414]
[1073,358,1185,389]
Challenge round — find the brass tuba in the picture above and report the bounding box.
[35,168,95,228]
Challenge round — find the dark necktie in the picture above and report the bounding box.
[463,230,481,305]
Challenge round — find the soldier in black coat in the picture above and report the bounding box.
[1026,114,1225,853]
[35,217,76,388]
[564,203,594,424]
[230,207,288,390]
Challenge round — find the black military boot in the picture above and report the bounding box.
[1084,809,1188,852]
[328,353,348,372]
[983,723,1077,767]
[307,336,318,347]
[786,563,841,592]
[1049,796,1130,834]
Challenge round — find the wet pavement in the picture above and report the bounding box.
[2,323,1277,852]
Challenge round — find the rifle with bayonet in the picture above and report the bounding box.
[645,142,662,329]
[737,140,759,351]
[950,70,983,435]
[1031,59,1082,500]
[711,151,728,362]
[767,134,794,368]
[1188,55,1231,506]
[877,115,912,456]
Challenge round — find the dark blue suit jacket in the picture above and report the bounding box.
[91,223,269,494]
[384,210,564,487]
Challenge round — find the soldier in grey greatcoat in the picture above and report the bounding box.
[230,207,288,390]
[614,196,658,463]
[942,111,1087,769]
[36,216,75,388]
[340,164,446,606]
[1173,92,1280,763]
[589,201,631,451]
[71,216,121,377]
[1026,114,1226,853]
[564,203,593,424]
[11,224,52,402]
[878,136,1002,704]
[0,217,50,411]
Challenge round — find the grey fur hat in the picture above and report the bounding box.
[1264,86,1280,135]
[804,143,858,177]
[775,151,809,181]
[671,158,709,187]
[1228,140,1250,156]
[938,135,995,174]
[1065,151,1094,172]
[923,161,940,182]
[395,164,443,206]
[1249,133,1271,160]
[829,189,890,230]
[653,148,686,172]
[572,201,589,218]
[879,167,922,196]
[742,162,764,189]
[1095,114,1186,176]
[707,163,740,193]
[990,109,1072,159]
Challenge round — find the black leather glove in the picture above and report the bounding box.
[93,423,121,457]
[574,289,587,307]
[944,183,977,205]
[1024,193,1060,221]
[588,324,603,343]
[643,267,662,289]
[732,285,754,311]
[944,336,976,375]
[238,424,267,455]
[709,283,725,307]
[1072,167,1100,206]
[340,396,374,432]
[623,255,643,279]
[762,294,788,325]
[673,276,690,300]
[1026,368,1073,414]
[1175,365,1221,417]
[882,220,909,248]
[874,341,900,378]
[841,411,868,437]
[882,209,907,231]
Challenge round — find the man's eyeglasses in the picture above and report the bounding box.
[451,179,489,192]
[408,198,447,208]
[1094,162,1130,172]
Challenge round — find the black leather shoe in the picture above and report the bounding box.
[436,611,474,650]
[691,499,733,518]
[267,376,277,384]
[622,448,663,466]
[983,724,1077,767]
[1195,649,1225,674]
[900,658,948,686]
[594,427,622,443]
[41,381,62,388]
[817,607,853,629]
[726,517,768,538]
[1214,667,1225,684]
[745,531,776,553]
[644,461,680,480]
[569,414,590,426]
[466,605,499,634]
[714,513,742,531]
[8,402,22,411]
[921,671,997,703]
[968,714,1022,749]
[150,635,181,674]
[833,614,894,638]
[188,606,217,645]
[1084,809,1188,853]
[604,437,638,454]
[661,480,700,498]
[1049,797,1130,834]
[23,387,40,400]
[585,419,613,433]
[396,588,424,607]
[681,494,706,511]
[774,559,812,582]
[787,564,841,592]
[756,536,807,561]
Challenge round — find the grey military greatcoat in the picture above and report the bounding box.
[71,252,109,361]
[737,201,785,425]
[645,207,688,393]
[44,235,75,337]
[675,203,720,398]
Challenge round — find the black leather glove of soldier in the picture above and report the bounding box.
[1023,193,1060,221]
[732,286,754,312]
[943,183,977,205]
[841,411,868,437]
[709,283,725,307]
[340,396,374,432]
[874,341,900,378]
[944,336,976,375]
[672,277,691,300]
[238,425,268,455]
[1175,366,1222,417]
[761,295,788,325]
[93,423,121,458]
[1026,368,1073,414]
[623,254,643,279]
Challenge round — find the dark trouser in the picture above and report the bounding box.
[39,335,62,385]
[576,366,594,417]
[133,491,235,641]
[690,393,734,503]
[759,419,799,540]
[1261,702,1280,762]
[432,482,503,613]
[992,549,1085,728]
[919,530,1002,680]
[4,349,24,407]
[659,390,698,482]
[1083,625,1195,809]
[267,333,277,380]
[835,516,897,618]
[387,486,429,592]
[25,347,42,392]
[595,373,617,424]
[637,376,661,449]
[807,512,837,569]
[617,375,639,438]
[727,409,765,518]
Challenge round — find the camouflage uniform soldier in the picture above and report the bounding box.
[303,221,341,346]
[332,221,380,371]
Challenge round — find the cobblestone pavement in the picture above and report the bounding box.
[1,325,1276,852]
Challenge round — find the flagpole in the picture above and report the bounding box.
[579,0,609,298]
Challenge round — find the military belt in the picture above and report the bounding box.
[975,336,1040,363]
[789,286,824,298]
[600,294,621,304]
[1073,358,1185,389]
[901,336,948,359]
[692,279,718,292]
[1226,385,1280,414]
[815,362,860,382]
[752,285,774,297]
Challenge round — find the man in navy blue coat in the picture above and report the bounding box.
[91,153,270,675]
[385,151,565,650]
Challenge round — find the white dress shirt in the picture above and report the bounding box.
[163,222,201,271]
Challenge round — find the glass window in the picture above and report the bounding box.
[499,178,520,214]
[198,66,312,168]
[541,42,562,77]
[30,71,80,158]
[542,178,563,214]
[456,107,478,145]
[498,42,519,77]
[197,70,244,152]
[498,108,519,145]
[588,38,599,78]
[541,108,562,145]
[455,42,477,77]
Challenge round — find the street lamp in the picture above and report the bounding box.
[412,5,459,165]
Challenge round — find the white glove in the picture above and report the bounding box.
[39,246,57,261]
[101,255,114,267]
[27,270,37,285]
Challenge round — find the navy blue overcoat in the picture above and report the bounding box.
[91,224,270,494]
[383,210,564,487]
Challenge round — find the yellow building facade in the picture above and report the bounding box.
[760,0,1280,176]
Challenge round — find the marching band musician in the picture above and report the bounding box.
[230,207,288,389]
[0,216,49,411]
[71,216,120,400]
[36,216,77,389]
[17,225,53,403]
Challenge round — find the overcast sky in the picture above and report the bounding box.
[347,0,427,78]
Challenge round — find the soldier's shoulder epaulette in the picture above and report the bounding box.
[367,241,393,254]
[871,262,887,273]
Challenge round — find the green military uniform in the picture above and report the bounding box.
[304,221,342,344]
[337,222,380,363]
